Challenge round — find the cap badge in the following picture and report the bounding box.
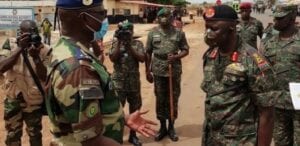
[205,8,215,18]
[83,0,93,6]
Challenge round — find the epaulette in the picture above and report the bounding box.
[244,44,272,73]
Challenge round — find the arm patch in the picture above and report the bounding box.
[79,79,104,100]
[244,44,272,73]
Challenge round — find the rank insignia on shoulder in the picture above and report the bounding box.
[209,48,218,59]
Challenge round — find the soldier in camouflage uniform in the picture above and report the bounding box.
[260,4,300,146]
[0,20,50,146]
[145,8,189,142]
[238,2,264,49]
[109,21,145,146]
[202,5,278,146]
[259,23,279,51]
[46,0,156,146]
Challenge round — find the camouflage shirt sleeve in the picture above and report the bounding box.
[145,31,153,53]
[247,60,279,107]
[179,31,189,51]
[136,40,145,54]
[51,61,103,141]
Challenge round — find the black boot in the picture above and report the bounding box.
[154,120,168,141]
[168,120,179,142]
[128,130,142,146]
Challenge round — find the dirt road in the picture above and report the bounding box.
[0,17,206,146]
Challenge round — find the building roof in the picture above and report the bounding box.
[120,0,175,8]
[0,1,55,7]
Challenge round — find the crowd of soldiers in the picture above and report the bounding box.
[0,0,300,145]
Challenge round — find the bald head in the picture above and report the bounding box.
[20,20,38,33]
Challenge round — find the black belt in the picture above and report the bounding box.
[52,131,73,138]
[52,123,73,138]
[154,53,178,60]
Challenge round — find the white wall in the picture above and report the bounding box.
[0,1,55,7]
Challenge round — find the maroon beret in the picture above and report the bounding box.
[240,2,252,9]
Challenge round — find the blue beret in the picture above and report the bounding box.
[56,0,102,9]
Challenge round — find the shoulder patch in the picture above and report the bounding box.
[244,44,272,73]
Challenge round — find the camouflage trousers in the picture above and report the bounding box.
[202,120,256,146]
[117,90,142,114]
[273,108,300,146]
[4,94,43,146]
[102,110,125,144]
[153,75,181,120]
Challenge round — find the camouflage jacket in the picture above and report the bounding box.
[0,42,51,107]
[201,36,278,144]
[110,39,144,92]
[146,26,189,77]
[260,23,279,50]
[46,37,124,143]
[261,30,300,110]
[238,17,263,49]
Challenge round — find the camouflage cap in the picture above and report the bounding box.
[157,8,171,17]
[273,4,297,18]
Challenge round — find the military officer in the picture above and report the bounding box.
[0,20,50,146]
[145,8,189,142]
[202,5,277,146]
[46,0,156,145]
[260,4,300,146]
[109,21,145,146]
[238,2,264,49]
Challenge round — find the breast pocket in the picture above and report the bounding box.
[152,36,161,49]
[201,66,214,92]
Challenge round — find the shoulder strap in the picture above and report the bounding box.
[22,51,45,97]
[22,51,49,115]
[244,44,272,73]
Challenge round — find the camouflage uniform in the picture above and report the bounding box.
[201,36,277,145]
[238,17,263,49]
[146,26,189,120]
[110,39,144,113]
[46,37,124,145]
[261,28,300,146]
[259,23,279,51]
[0,44,51,146]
